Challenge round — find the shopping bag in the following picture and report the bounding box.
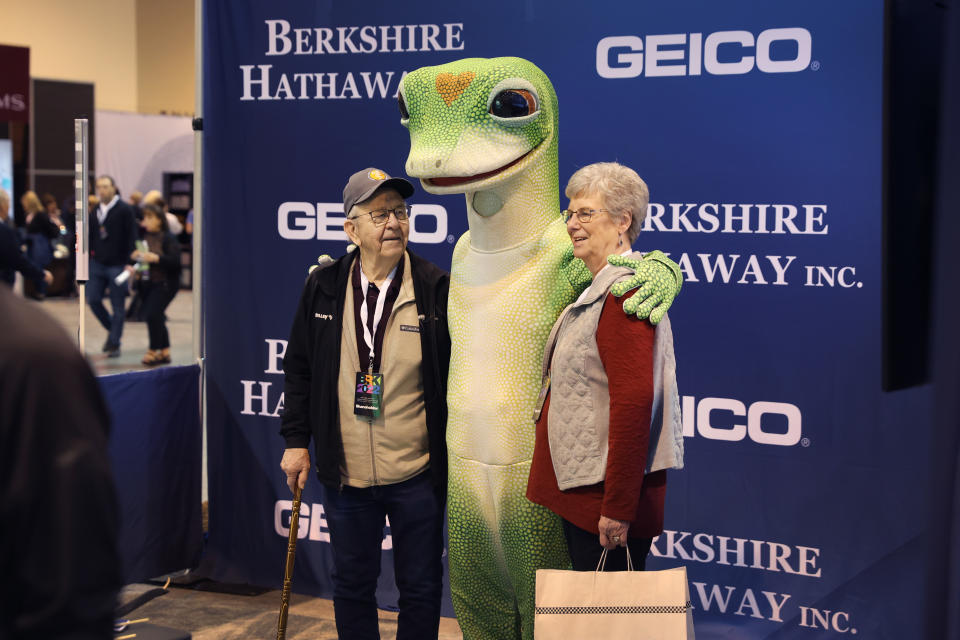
[535,550,694,639]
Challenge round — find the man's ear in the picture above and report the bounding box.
[344,218,360,246]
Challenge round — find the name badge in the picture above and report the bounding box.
[532,373,550,422]
[400,324,420,333]
[354,371,383,418]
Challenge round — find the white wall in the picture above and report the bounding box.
[0,0,196,114]
[95,110,192,196]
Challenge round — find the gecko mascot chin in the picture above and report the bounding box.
[399,57,681,639]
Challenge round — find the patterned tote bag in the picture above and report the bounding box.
[535,551,694,639]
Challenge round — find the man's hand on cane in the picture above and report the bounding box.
[598,516,630,551]
[280,448,311,495]
[278,448,309,639]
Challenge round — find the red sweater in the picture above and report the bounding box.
[526,292,666,538]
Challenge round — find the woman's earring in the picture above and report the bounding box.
[618,233,623,247]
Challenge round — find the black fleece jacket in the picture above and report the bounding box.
[145,231,182,287]
[280,249,451,495]
[89,200,137,267]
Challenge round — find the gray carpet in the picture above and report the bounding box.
[120,585,462,639]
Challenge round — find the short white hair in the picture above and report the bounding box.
[565,162,649,244]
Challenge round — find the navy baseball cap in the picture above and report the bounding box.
[342,168,414,217]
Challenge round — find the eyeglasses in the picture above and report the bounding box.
[350,205,411,226]
[562,208,610,224]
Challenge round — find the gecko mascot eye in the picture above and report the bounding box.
[400,57,681,640]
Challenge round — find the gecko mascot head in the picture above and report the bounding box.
[400,57,559,220]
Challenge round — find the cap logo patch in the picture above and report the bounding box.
[368,169,387,181]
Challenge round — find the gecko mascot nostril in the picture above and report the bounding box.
[400,57,682,640]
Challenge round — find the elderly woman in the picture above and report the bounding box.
[526,162,683,572]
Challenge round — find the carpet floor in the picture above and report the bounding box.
[119,584,464,639]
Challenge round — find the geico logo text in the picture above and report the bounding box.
[274,500,393,549]
[683,396,801,446]
[278,202,448,244]
[597,28,812,78]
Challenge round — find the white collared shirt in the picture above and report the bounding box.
[97,195,119,225]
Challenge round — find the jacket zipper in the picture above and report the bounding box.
[366,292,414,487]
[367,359,380,486]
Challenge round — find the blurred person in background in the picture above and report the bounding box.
[41,193,75,296]
[142,190,183,235]
[130,203,181,366]
[0,188,11,227]
[128,190,144,221]
[59,194,76,232]
[127,191,160,320]
[21,191,55,233]
[20,191,58,300]
[0,189,52,290]
[88,176,137,358]
[41,193,63,227]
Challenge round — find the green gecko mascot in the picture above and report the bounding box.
[398,57,681,639]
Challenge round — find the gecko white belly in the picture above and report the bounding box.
[446,217,573,465]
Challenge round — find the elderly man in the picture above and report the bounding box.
[88,176,137,357]
[280,168,450,640]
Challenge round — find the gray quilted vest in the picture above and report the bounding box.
[538,261,684,491]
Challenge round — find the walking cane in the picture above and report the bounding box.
[277,483,303,640]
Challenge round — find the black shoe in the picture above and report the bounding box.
[102,339,115,353]
[105,344,121,358]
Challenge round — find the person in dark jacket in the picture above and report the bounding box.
[1,189,51,289]
[280,168,450,640]
[21,191,59,299]
[0,221,52,290]
[0,284,122,639]
[131,204,181,366]
[88,176,138,357]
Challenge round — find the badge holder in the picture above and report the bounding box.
[355,371,383,418]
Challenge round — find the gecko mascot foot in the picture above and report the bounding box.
[400,57,680,640]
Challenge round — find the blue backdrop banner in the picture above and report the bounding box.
[101,365,202,583]
[202,1,931,635]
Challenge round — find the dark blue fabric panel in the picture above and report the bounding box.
[100,365,202,583]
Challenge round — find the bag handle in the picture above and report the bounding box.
[595,546,635,573]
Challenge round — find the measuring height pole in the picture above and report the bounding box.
[74,119,89,354]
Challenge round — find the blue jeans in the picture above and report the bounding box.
[87,260,128,346]
[323,471,444,640]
